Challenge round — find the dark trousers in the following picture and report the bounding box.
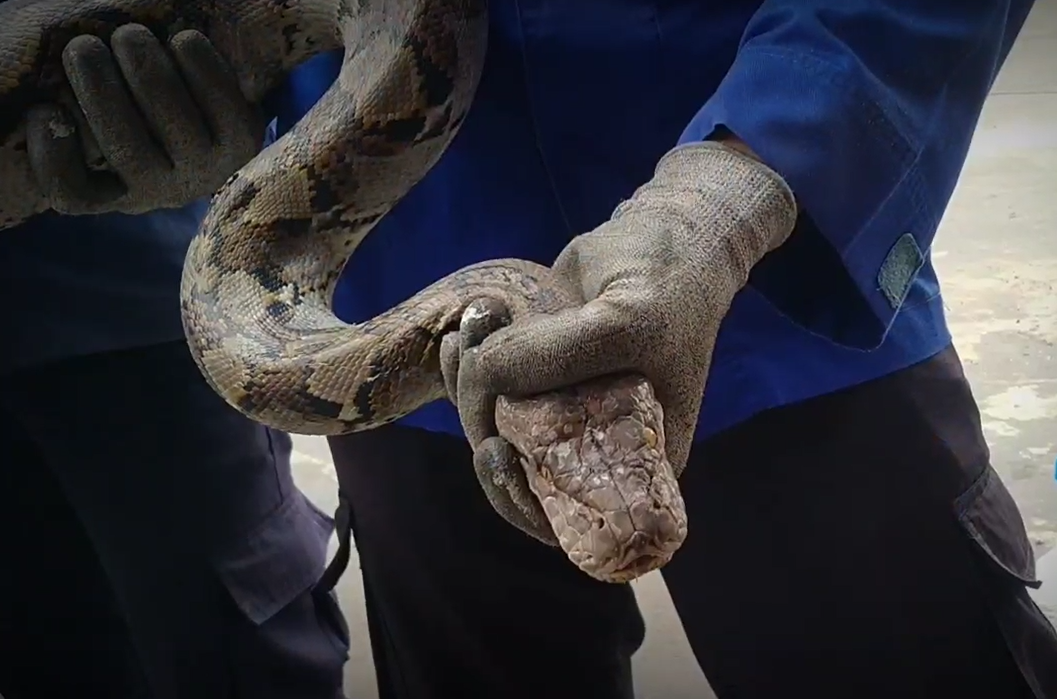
[0,342,349,699]
[328,346,1057,698]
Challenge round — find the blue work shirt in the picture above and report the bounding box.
[270,0,1033,442]
[3,0,1031,446]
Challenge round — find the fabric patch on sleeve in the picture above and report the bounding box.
[878,233,924,309]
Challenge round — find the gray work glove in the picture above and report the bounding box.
[442,141,799,539]
[13,24,262,221]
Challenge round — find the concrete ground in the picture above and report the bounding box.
[291,4,1057,696]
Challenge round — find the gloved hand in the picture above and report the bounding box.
[441,141,799,539]
[23,24,263,217]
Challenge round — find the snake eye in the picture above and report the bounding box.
[642,427,658,449]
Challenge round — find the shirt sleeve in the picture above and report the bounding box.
[679,0,1035,349]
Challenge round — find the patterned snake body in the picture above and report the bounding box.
[0,0,688,581]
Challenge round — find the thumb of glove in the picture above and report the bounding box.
[458,288,705,474]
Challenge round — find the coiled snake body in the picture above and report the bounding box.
[0,0,688,582]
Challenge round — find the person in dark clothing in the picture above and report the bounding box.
[267,1,1055,697]
[0,22,348,699]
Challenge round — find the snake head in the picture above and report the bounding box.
[495,374,689,583]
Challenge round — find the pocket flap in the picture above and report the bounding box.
[213,491,335,625]
[955,465,1040,589]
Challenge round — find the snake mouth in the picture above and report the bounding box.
[574,515,688,584]
[602,540,679,584]
[608,556,669,583]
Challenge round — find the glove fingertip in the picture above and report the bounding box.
[455,347,499,446]
[60,35,115,105]
[459,296,512,351]
[167,28,213,56]
[108,22,158,50]
[170,29,260,154]
[438,331,461,406]
[472,438,557,545]
[60,33,107,68]
[168,29,238,99]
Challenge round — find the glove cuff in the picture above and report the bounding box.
[626,140,799,255]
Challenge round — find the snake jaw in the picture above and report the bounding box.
[495,374,689,583]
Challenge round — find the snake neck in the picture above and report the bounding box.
[179,0,489,435]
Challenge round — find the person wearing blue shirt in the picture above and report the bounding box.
[277,2,1057,698]
[0,23,347,699]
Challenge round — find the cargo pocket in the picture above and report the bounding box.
[955,466,1057,698]
[955,465,1040,590]
[213,490,335,625]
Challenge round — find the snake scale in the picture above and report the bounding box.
[0,0,688,582]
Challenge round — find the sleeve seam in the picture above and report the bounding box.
[727,45,940,258]
[735,44,922,155]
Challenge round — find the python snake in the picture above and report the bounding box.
[0,0,688,582]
